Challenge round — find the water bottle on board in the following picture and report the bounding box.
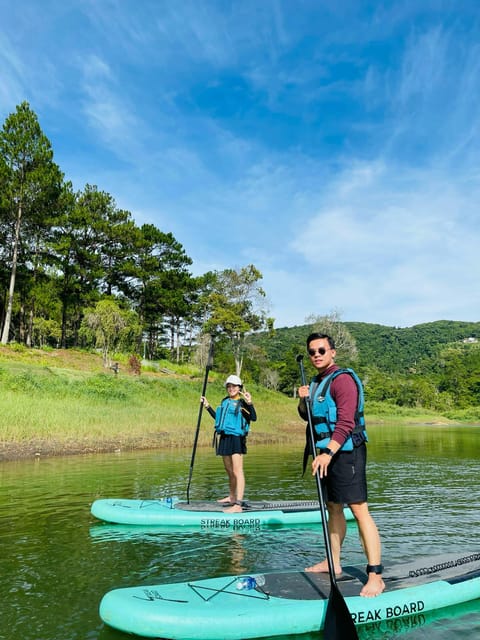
[236,575,266,590]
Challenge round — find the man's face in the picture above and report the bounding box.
[307,338,336,372]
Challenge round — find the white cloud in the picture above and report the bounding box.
[288,160,480,325]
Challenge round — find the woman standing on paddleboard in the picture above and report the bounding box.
[201,375,256,513]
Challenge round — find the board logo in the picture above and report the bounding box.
[352,600,425,623]
[200,518,262,531]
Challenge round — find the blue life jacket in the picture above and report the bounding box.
[310,368,367,452]
[215,398,249,436]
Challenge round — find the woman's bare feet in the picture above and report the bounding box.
[305,559,342,575]
[360,573,385,597]
[223,503,243,513]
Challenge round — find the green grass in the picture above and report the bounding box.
[0,347,299,456]
[365,401,458,424]
[0,344,468,459]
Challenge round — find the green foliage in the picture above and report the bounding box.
[79,298,142,366]
[0,346,475,452]
[345,320,480,373]
[0,363,146,402]
[306,310,358,361]
[7,342,27,353]
[0,104,200,355]
[444,406,480,422]
[201,265,272,375]
[0,102,478,419]
[0,101,63,345]
[250,320,480,412]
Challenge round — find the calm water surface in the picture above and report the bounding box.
[1,423,479,640]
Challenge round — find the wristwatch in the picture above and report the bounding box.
[323,448,334,457]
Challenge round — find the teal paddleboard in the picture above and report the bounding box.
[99,551,480,639]
[91,497,354,529]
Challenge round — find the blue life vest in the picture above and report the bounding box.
[215,398,249,436]
[310,368,367,452]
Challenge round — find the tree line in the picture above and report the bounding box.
[252,316,480,415]
[0,102,272,369]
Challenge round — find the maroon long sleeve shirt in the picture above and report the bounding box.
[298,364,359,448]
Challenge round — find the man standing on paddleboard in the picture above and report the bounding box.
[298,332,385,597]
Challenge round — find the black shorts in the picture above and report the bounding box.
[323,443,367,504]
[216,434,247,456]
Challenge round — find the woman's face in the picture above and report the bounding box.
[226,383,240,398]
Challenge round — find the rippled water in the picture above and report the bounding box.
[1,423,479,640]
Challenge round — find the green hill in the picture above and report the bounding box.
[249,320,480,420]
[254,320,480,374]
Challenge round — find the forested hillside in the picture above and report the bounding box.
[345,320,480,373]
[253,319,479,372]
[249,320,480,420]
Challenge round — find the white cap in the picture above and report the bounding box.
[225,374,242,387]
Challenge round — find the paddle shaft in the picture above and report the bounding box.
[297,356,338,583]
[297,354,359,640]
[186,339,214,503]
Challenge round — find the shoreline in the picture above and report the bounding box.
[2,419,473,463]
[0,431,301,462]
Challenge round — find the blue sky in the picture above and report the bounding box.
[1,1,479,329]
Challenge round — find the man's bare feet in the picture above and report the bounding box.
[305,559,342,575]
[360,573,385,597]
[223,503,243,513]
[217,496,234,504]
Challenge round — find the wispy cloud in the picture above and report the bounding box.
[0,32,25,109]
[288,158,480,325]
[77,54,146,161]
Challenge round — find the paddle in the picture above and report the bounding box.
[186,338,214,503]
[296,354,359,640]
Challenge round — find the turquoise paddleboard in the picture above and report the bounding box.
[99,551,480,639]
[91,496,354,529]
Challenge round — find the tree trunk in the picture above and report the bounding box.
[1,202,22,344]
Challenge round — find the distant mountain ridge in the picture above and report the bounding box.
[254,320,480,375]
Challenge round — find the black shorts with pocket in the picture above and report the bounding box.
[323,443,367,504]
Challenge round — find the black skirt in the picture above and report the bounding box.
[216,434,247,456]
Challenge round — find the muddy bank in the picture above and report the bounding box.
[0,431,298,462]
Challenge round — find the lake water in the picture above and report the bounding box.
[1,423,479,640]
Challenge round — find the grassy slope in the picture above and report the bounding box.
[0,346,301,460]
[0,345,456,461]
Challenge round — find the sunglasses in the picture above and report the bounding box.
[308,347,330,356]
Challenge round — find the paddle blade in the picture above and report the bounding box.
[323,585,358,640]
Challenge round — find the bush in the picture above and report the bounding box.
[128,354,141,375]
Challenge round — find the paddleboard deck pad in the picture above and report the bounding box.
[99,551,480,639]
[91,497,353,529]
